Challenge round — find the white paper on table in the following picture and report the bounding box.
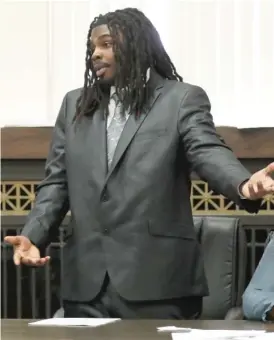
[28,318,121,327]
[157,326,192,332]
[252,334,274,340]
[172,329,267,340]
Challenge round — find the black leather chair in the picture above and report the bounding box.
[194,216,246,320]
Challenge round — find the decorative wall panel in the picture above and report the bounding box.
[1,180,273,216]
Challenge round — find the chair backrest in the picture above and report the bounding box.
[193,216,247,319]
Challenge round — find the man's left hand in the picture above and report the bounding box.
[241,162,274,200]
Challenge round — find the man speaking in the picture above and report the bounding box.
[5,8,274,319]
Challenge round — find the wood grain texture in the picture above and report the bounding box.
[1,127,53,159]
[217,127,274,159]
[1,319,274,340]
[1,126,274,159]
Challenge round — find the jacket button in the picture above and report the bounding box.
[104,228,109,234]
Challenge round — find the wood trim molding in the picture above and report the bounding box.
[1,126,274,159]
[1,127,53,160]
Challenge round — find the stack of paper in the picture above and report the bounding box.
[172,329,272,340]
[29,318,120,327]
[158,326,192,332]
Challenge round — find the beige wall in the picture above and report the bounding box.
[0,0,273,128]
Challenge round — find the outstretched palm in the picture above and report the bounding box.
[4,235,50,266]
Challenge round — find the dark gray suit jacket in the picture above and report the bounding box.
[21,72,261,302]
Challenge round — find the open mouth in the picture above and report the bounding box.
[93,63,110,77]
[96,67,107,77]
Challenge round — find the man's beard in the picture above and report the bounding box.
[95,78,114,113]
[95,75,115,87]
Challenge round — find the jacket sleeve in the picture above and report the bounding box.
[177,85,261,213]
[21,94,70,247]
[243,288,274,321]
[242,233,274,321]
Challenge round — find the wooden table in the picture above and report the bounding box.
[1,319,274,340]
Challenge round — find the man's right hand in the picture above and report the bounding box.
[4,235,50,266]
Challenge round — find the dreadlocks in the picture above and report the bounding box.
[75,7,182,120]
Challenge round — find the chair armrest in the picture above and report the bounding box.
[225,307,244,320]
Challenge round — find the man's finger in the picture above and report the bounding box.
[264,162,274,175]
[13,252,22,266]
[264,184,274,195]
[4,236,22,246]
[21,256,50,267]
[248,182,256,198]
[256,180,264,193]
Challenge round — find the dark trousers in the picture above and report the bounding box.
[63,275,202,319]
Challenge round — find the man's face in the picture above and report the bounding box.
[90,24,116,84]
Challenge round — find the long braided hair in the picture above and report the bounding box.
[75,7,182,120]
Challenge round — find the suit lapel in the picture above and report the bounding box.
[104,78,164,184]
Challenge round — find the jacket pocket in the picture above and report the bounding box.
[134,128,169,141]
[148,220,196,240]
